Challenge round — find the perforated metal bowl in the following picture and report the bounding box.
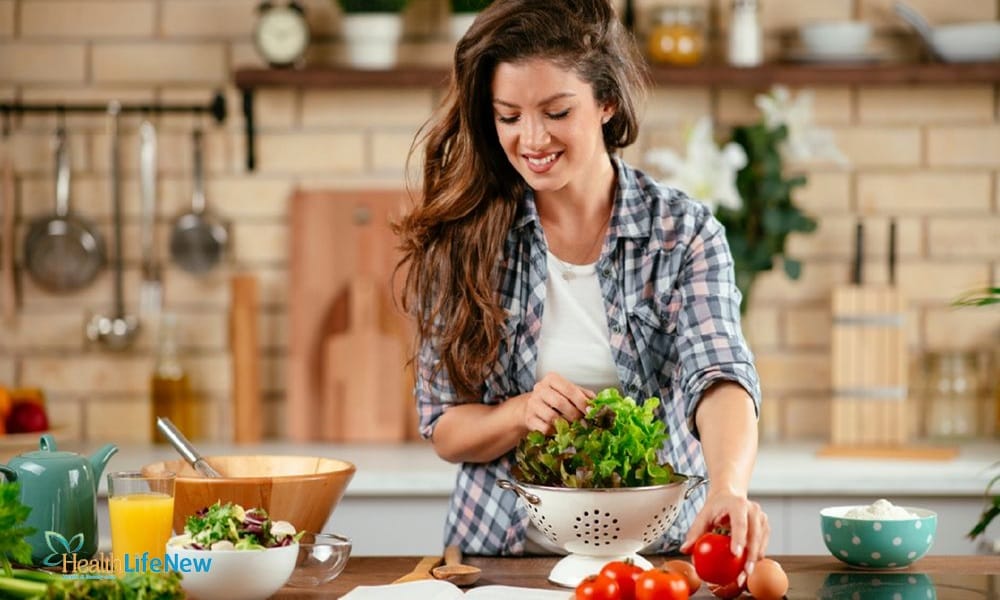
[498,475,706,587]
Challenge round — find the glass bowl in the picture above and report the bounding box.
[287,532,352,587]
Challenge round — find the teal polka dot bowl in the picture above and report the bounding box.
[820,505,937,569]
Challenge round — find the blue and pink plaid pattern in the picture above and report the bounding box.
[415,157,761,555]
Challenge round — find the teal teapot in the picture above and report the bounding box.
[0,434,117,566]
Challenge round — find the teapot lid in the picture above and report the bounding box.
[16,434,85,461]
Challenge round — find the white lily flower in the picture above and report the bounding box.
[645,116,747,213]
[755,85,848,165]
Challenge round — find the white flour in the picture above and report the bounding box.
[845,498,919,520]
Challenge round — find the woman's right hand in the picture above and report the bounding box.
[520,373,595,434]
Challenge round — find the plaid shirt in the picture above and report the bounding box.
[416,157,761,556]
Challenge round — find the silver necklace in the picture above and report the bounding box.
[548,211,611,280]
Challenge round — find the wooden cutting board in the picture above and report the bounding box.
[287,189,417,442]
[230,273,261,444]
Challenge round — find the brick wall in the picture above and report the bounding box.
[0,0,997,444]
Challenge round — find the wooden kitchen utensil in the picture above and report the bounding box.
[321,277,406,442]
[230,273,261,443]
[287,189,415,442]
[431,545,482,586]
[393,556,444,584]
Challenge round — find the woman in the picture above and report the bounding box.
[395,0,768,577]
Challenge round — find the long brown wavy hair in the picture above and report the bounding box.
[395,0,648,400]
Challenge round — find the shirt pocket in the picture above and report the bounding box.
[627,298,674,381]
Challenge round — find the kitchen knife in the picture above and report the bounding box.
[852,219,864,285]
[156,417,222,478]
[888,218,897,286]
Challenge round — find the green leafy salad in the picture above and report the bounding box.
[172,501,302,551]
[512,388,683,488]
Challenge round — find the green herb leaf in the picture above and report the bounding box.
[0,482,35,577]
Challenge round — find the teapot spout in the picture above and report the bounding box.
[89,443,119,485]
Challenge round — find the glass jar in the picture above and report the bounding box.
[647,5,707,67]
[922,350,982,440]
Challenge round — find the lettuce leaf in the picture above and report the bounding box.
[512,388,682,488]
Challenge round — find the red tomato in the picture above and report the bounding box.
[575,574,621,600]
[600,560,643,600]
[690,532,747,585]
[635,569,689,600]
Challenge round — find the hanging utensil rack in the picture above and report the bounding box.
[0,90,227,126]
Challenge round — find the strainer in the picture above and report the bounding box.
[498,474,706,587]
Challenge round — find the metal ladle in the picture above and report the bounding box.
[86,101,139,351]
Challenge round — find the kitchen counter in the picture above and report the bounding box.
[86,440,1000,497]
[62,439,999,556]
[272,555,1000,598]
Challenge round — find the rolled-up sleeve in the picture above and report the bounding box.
[415,336,460,440]
[675,212,762,440]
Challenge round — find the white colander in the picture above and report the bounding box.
[498,474,706,587]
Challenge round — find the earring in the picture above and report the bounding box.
[602,116,610,124]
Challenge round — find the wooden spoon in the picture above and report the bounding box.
[392,556,443,584]
[431,545,482,587]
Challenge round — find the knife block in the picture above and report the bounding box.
[829,285,909,447]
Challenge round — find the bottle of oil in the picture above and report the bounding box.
[150,313,201,443]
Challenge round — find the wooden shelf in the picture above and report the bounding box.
[235,61,1000,90]
[232,61,1000,170]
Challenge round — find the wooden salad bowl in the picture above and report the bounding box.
[141,455,356,535]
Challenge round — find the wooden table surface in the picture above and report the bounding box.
[274,555,1000,599]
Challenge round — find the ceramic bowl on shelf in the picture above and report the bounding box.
[820,505,937,569]
[141,455,355,535]
[165,534,298,600]
[799,20,873,58]
[287,532,352,587]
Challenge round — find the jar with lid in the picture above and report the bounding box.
[647,5,707,67]
[921,350,982,440]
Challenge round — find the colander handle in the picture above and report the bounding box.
[497,479,540,505]
[683,474,708,499]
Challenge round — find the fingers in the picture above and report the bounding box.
[523,374,594,433]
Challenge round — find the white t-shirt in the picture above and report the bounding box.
[528,250,621,555]
[535,250,620,392]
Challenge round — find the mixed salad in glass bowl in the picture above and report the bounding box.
[168,501,303,551]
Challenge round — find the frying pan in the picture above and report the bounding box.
[23,126,105,293]
[169,128,228,274]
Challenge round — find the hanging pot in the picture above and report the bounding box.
[22,126,105,293]
[169,128,228,275]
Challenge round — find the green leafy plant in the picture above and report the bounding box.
[337,0,407,13]
[450,0,491,13]
[646,87,844,314]
[954,286,1000,542]
[0,482,34,578]
[512,388,682,488]
[718,122,816,314]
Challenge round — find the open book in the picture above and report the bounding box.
[341,579,571,599]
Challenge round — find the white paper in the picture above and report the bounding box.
[341,579,571,600]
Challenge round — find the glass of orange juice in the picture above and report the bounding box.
[107,471,176,576]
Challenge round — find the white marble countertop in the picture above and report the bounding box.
[57,439,1000,498]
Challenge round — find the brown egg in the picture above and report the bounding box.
[659,559,702,595]
[747,558,789,600]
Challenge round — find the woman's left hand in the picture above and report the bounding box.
[679,488,769,583]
